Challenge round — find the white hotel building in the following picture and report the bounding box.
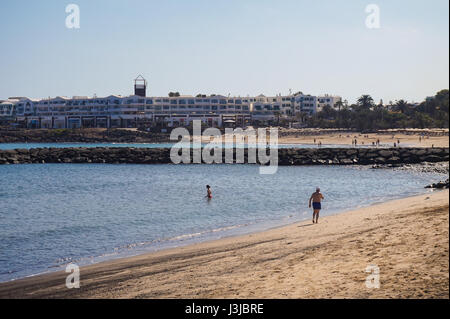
[1,77,341,129]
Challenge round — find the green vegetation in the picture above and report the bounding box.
[307,90,449,130]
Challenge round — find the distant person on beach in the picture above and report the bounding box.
[309,188,324,224]
[206,185,212,199]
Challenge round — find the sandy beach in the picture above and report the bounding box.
[276,129,449,148]
[198,128,449,148]
[0,189,448,299]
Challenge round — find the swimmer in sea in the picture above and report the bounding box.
[206,185,212,199]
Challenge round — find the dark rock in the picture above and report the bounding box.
[378,150,393,157]
[375,157,387,164]
[425,179,449,189]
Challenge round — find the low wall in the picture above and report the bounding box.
[0,147,448,165]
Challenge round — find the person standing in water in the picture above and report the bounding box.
[309,187,324,224]
[206,185,212,199]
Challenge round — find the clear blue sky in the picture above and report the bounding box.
[0,0,448,104]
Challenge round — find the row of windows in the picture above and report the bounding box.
[17,97,321,108]
[254,105,281,111]
[23,99,255,106]
[20,97,301,107]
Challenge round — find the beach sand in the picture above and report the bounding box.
[277,130,449,148]
[0,190,448,299]
[199,128,449,148]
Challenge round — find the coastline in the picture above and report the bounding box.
[1,128,448,148]
[0,189,448,299]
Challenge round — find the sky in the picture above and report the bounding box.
[0,0,448,104]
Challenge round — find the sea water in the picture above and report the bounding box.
[0,164,445,282]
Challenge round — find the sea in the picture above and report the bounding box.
[0,161,446,282]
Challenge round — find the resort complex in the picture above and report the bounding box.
[0,76,342,129]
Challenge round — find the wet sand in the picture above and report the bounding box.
[0,190,448,299]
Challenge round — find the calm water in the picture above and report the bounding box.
[0,164,444,282]
[0,142,392,150]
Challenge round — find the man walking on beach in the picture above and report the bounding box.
[309,188,324,224]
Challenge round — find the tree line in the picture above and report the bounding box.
[305,90,449,130]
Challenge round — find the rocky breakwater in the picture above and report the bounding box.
[0,128,170,143]
[0,147,448,166]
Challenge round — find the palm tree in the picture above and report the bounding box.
[273,111,281,126]
[334,100,343,112]
[334,100,344,128]
[395,99,409,114]
[295,111,307,124]
[357,95,375,109]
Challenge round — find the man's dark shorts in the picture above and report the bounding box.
[313,202,321,210]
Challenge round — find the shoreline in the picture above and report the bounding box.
[0,189,448,299]
[0,186,431,285]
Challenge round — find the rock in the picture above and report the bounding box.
[425,179,449,189]
[378,150,393,157]
[413,149,428,156]
[340,158,353,165]
[387,156,401,164]
[375,157,386,164]
[1,146,448,166]
[423,155,443,163]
